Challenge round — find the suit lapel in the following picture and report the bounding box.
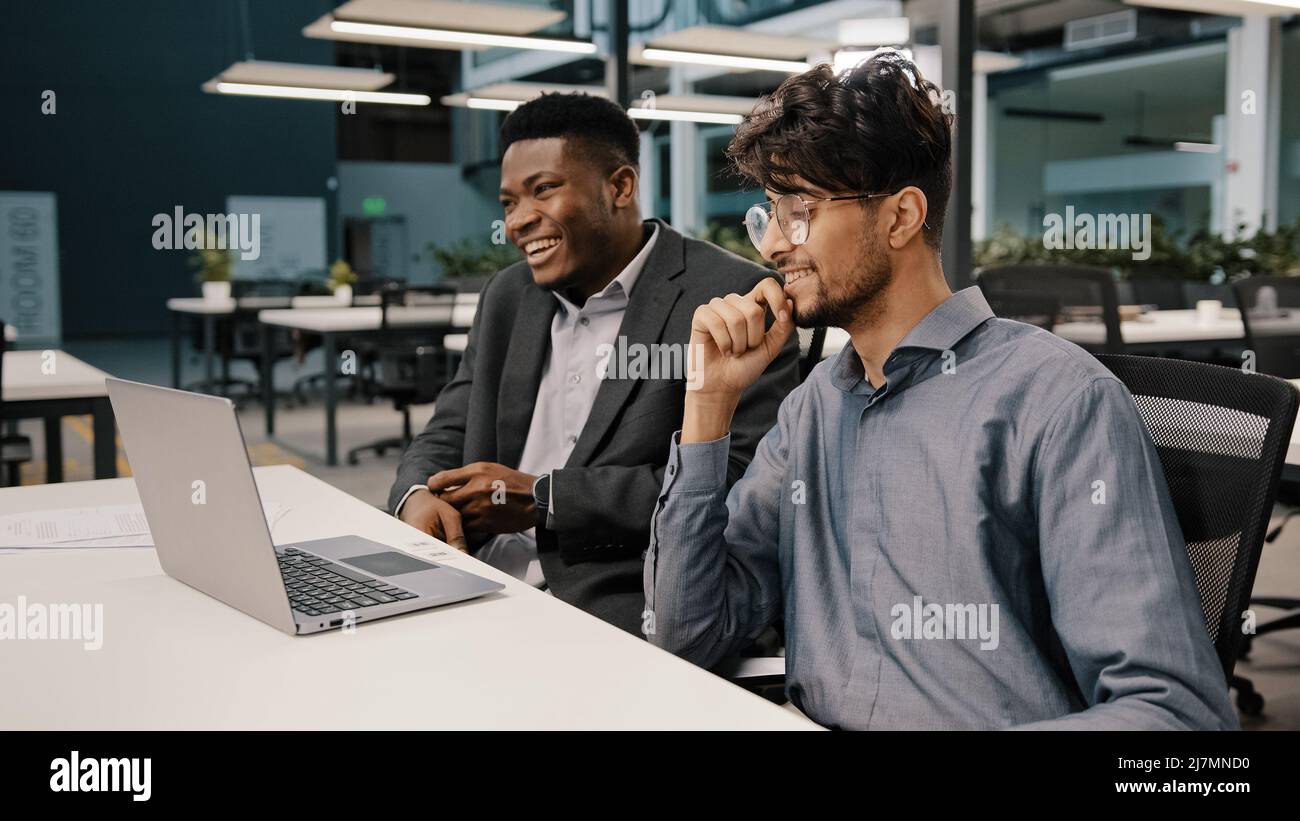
[498,284,557,467]
[566,220,685,467]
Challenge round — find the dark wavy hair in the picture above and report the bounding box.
[500,92,640,174]
[727,52,953,250]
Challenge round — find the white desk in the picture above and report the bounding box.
[1,350,116,481]
[1052,309,1247,347]
[0,465,812,730]
[166,297,290,393]
[257,302,477,466]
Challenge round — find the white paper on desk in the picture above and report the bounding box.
[0,502,288,549]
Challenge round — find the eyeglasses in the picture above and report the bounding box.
[743,192,891,251]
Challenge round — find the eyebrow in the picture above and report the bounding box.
[500,171,555,198]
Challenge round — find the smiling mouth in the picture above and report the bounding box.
[781,267,815,285]
[523,236,562,260]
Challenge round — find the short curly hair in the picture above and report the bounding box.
[500,92,640,174]
[727,52,953,250]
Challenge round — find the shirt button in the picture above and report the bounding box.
[570,373,581,384]
[579,317,590,326]
[567,435,577,445]
[668,464,675,475]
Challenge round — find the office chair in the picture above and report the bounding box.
[978,264,1123,353]
[0,321,34,486]
[1230,277,1300,675]
[1096,354,1298,716]
[1129,276,1187,310]
[184,278,299,403]
[727,355,1298,719]
[796,327,827,382]
[1233,276,1300,379]
[291,276,404,405]
[345,284,456,465]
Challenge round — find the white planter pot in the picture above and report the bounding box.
[202,280,231,302]
[334,284,353,304]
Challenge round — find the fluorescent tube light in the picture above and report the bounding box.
[628,107,743,125]
[209,82,430,105]
[329,20,597,54]
[637,47,809,73]
[465,97,521,111]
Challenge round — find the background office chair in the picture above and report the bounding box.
[1231,276,1300,677]
[1096,354,1298,716]
[728,355,1298,719]
[796,327,827,382]
[0,321,34,486]
[977,263,1123,352]
[292,275,405,405]
[1233,276,1300,379]
[184,278,300,403]
[345,283,456,465]
[1129,276,1188,310]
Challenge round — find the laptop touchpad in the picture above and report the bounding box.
[342,551,439,577]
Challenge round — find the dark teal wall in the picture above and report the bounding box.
[0,0,339,337]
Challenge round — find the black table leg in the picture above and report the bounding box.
[220,338,231,398]
[203,314,216,394]
[262,322,275,435]
[43,415,63,484]
[171,311,182,388]
[324,332,337,466]
[91,397,117,479]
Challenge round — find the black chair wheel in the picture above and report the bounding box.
[1237,688,1265,716]
[376,448,387,456]
[346,454,359,466]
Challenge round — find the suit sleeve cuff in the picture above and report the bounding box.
[662,431,731,494]
[393,483,427,516]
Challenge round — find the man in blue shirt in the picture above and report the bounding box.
[642,53,1237,730]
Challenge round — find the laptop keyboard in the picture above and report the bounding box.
[278,547,418,617]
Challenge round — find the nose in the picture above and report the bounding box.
[759,215,793,263]
[505,206,538,242]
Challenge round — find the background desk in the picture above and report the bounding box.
[166,297,294,392]
[0,465,812,730]
[0,350,115,481]
[258,304,477,465]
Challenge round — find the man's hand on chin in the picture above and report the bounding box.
[427,462,538,536]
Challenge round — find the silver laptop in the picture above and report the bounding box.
[106,377,502,635]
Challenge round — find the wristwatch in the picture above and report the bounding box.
[532,473,552,529]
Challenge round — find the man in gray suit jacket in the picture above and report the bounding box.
[390,93,798,635]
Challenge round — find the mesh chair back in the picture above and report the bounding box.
[978,264,1123,352]
[1233,276,1300,379]
[1130,277,1187,310]
[1096,354,1298,678]
[796,327,827,382]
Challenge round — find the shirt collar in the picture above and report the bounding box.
[553,223,660,315]
[892,287,995,353]
[829,287,995,395]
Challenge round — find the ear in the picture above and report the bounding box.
[608,164,639,208]
[887,186,929,250]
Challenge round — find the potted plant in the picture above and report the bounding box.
[328,259,358,304]
[427,239,520,291]
[189,234,232,302]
